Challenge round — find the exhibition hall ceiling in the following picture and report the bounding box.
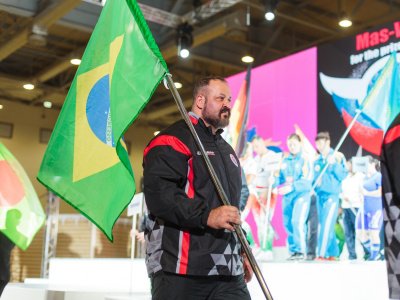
[0,0,399,127]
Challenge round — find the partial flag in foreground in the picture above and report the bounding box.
[0,142,45,250]
[37,0,168,240]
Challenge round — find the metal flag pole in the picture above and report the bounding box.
[165,74,273,300]
[311,108,363,192]
[89,223,97,258]
[262,173,274,251]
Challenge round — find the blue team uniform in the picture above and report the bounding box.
[360,172,383,229]
[313,149,347,258]
[275,153,312,254]
[356,172,383,260]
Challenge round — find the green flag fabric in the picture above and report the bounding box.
[361,53,400,131]
[0,142,45,250]
[37,0,168,240]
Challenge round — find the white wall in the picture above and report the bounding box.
[0,100,159,213]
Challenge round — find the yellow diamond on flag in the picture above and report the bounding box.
[73,35,124,182]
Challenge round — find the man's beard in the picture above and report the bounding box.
[203,101,231,129]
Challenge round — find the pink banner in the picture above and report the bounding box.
[226,47,317,246]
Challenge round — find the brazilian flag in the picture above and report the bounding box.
[0,142,45,250]
[37,0,168,240]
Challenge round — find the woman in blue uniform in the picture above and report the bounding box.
[313,132,347,260]
[275,133,313,260]
[356,156,383,260]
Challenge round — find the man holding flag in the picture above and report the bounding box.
[143,76,252,299]
[37,0,254,297]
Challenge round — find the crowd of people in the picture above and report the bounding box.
[239,131,384,262]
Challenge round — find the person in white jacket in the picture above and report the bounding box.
[341,160,364,260]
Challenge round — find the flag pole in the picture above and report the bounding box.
[262,173,274,252]
[165,74,274,300]
[311,108,363,192]
[235,64,252,156]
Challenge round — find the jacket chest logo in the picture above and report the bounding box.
[196,150,215,156]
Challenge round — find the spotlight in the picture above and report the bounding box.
[180,49,189,58]
[174,82,183,89]
[0,104,3,110]
[264,0,278,22]
[29,24,47,47]
[23,83,35,90]
[154,131,160,136]
[177,22,193,59]
[265,11,275,21]
[241,55,254,63]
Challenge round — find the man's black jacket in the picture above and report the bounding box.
[143,113,243,277]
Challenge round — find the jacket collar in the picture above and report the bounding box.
[188,112,224,137]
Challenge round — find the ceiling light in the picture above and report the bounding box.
[0,104,3,110]
[23,83,35,90]
[265,11,275,21]
[43,101,52,109]
[154,131,160,136]
[177,22,193,59]
[338,18,352,28]
[179,49,189,58]
[174,82,183,89]
[241,55,254,63]
[70,58,81,65]
[264,0,278,21]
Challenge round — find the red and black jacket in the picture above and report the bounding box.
[143,113,243,277]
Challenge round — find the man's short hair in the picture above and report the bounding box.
[315,131,330,141]
[193,76,227,100]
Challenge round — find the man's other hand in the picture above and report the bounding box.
[243,254,253,283]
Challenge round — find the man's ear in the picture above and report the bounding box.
[195,94,205,110]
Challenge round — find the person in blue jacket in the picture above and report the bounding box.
[313,132,347,260]
[274,133,313,260]
[356,156,383,261]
